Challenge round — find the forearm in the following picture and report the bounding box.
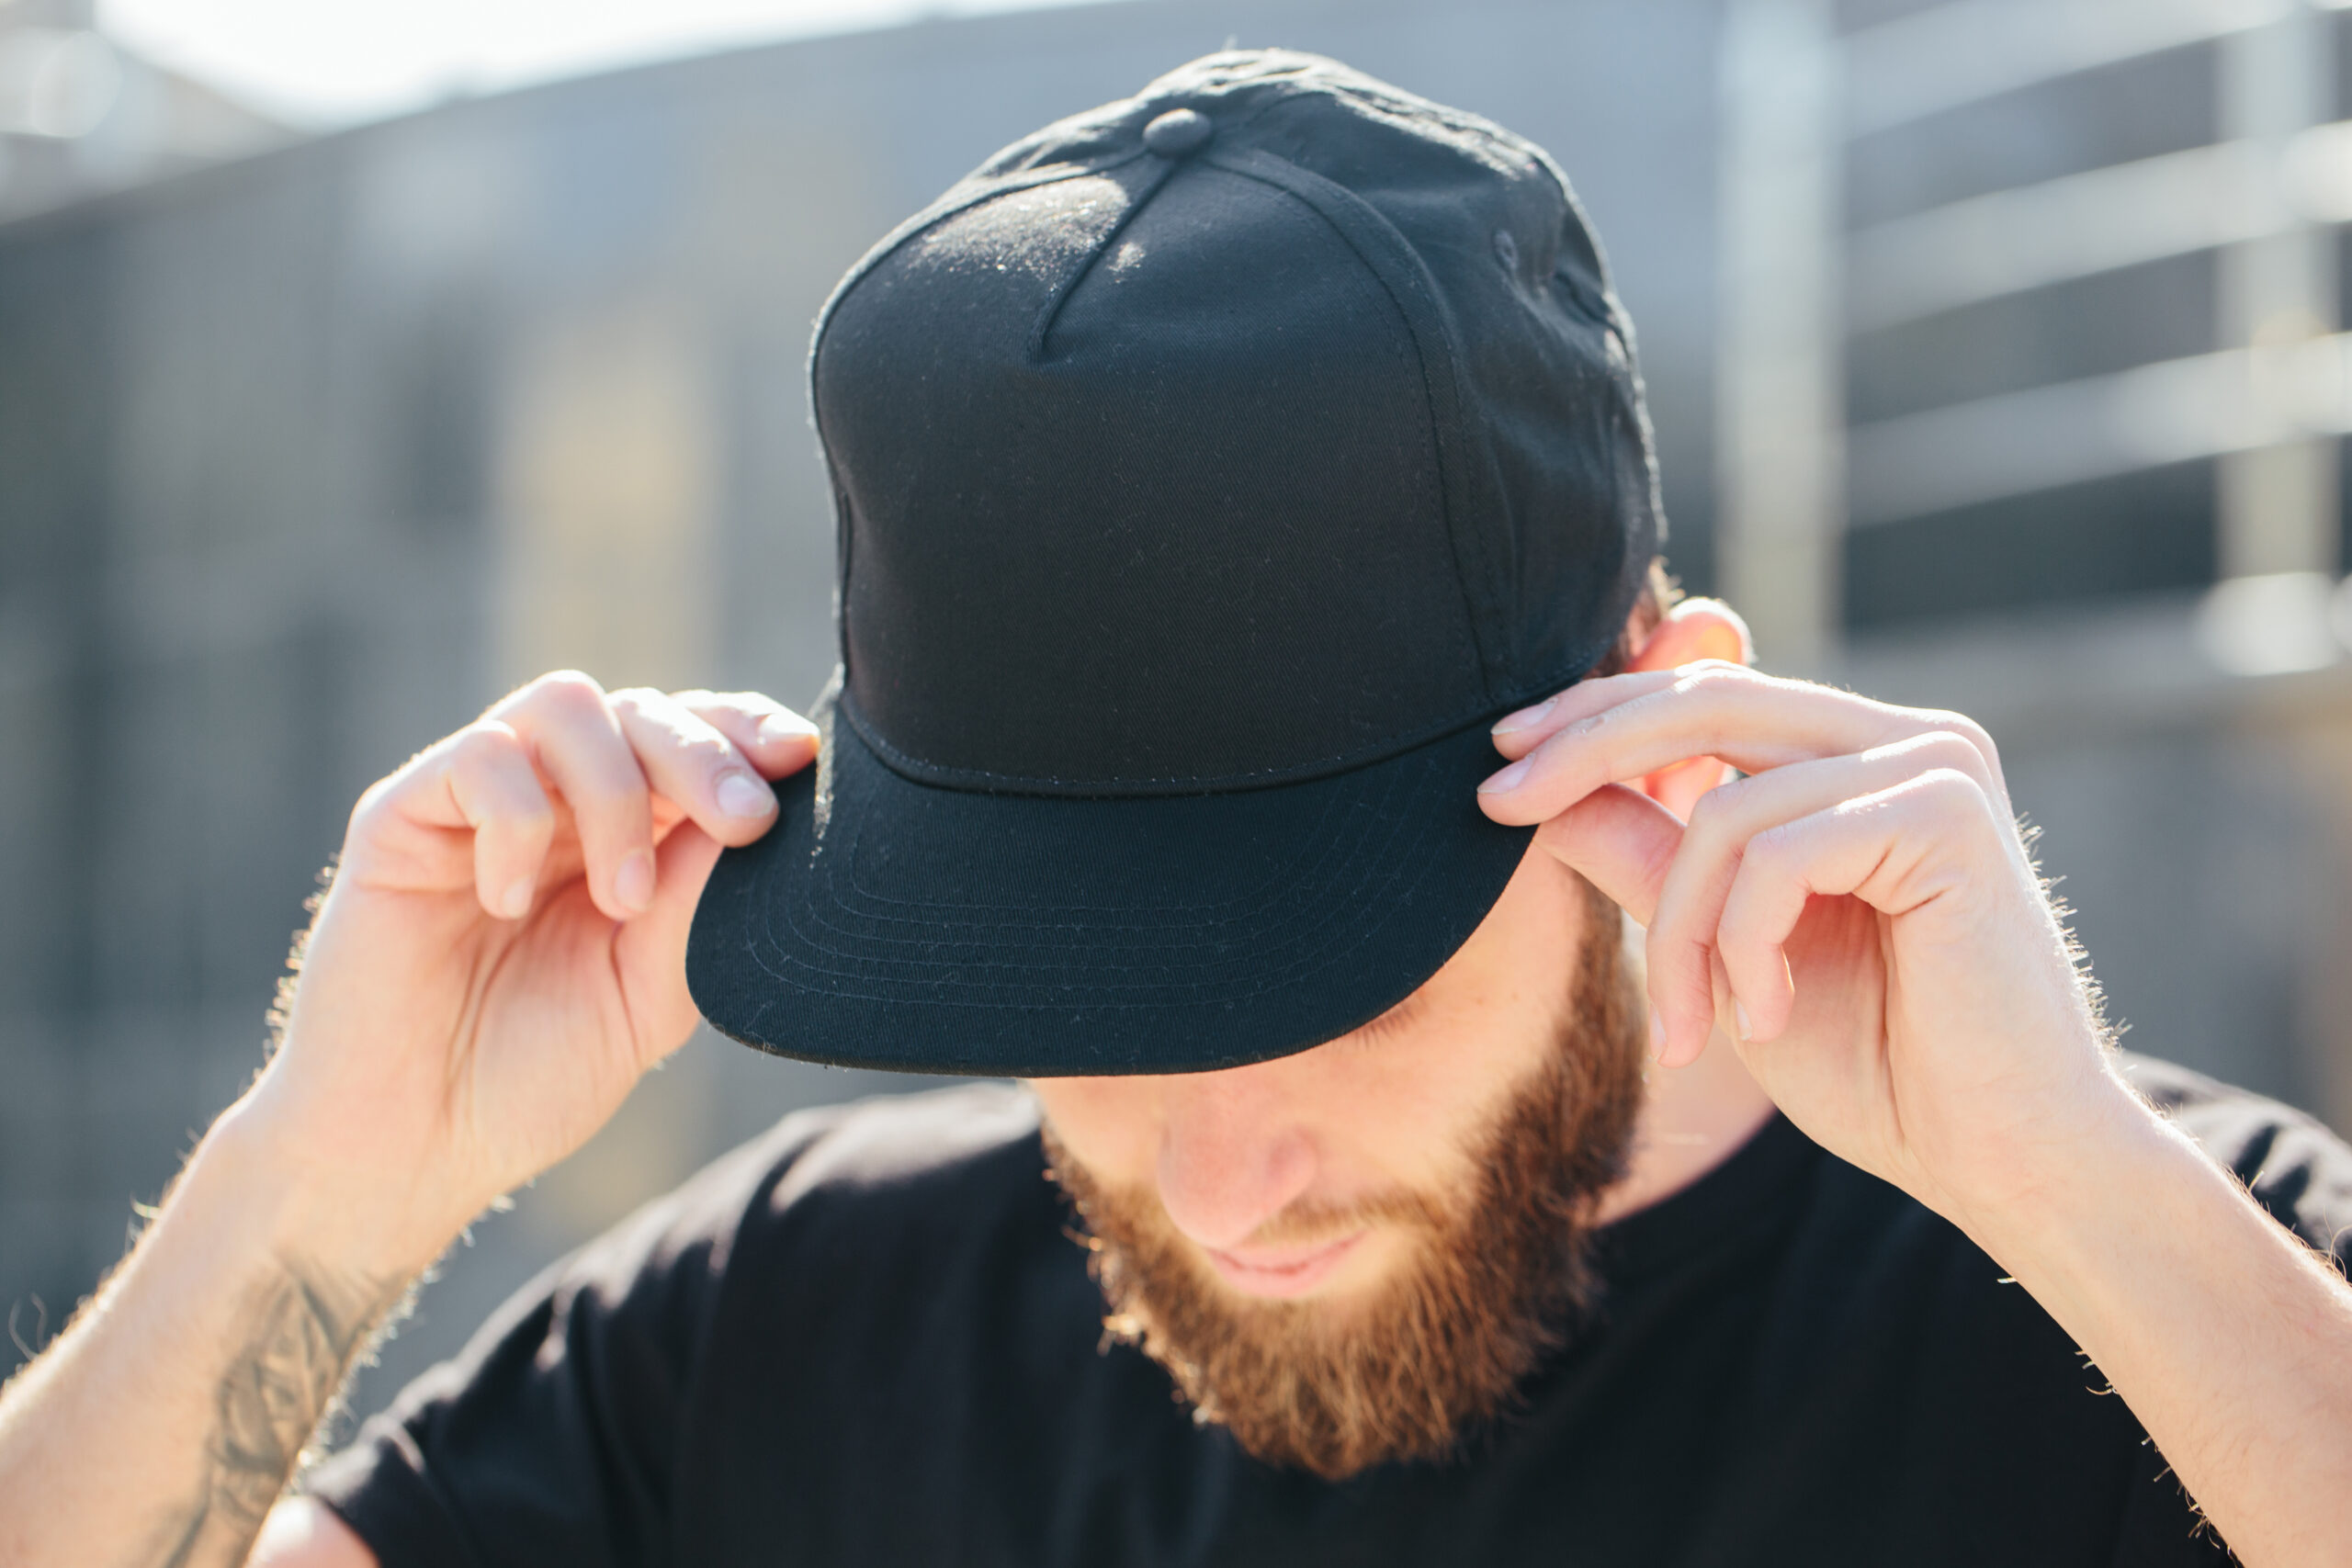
[1965,1090,2352,1568]
[0,1105,413,1568]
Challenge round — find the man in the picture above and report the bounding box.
[2,49,2349,1568]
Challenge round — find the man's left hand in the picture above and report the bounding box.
[1476,661,2132,1228]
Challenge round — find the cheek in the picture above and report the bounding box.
[1028,1078,1162,1187]
[1316,1001,1563,1192]
[1269,1038,1491,1200]
[1340,1056,1516,1190]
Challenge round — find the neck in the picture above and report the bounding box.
[1594,1023,1777,1225]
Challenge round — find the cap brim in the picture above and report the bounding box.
[686,705,1533,1077]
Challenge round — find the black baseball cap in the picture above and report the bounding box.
[687,50,1663,1077]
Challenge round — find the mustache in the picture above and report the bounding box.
[1051,1167,1455,1265]
[1218,1189,1451,1250]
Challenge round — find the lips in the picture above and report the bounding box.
[1203,1230,1370,1299]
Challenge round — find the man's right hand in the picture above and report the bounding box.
[232,672,817,1279]
[0,673,816,1568]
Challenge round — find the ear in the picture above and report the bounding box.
[1624,598,1751,822]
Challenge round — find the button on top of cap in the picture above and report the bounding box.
[1143,107,1214,157]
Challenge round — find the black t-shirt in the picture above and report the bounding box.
[306,1057,2352,1566]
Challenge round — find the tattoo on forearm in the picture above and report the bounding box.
[134,1258,400,1568]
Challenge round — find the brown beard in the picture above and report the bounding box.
[1040,877,1648,1481]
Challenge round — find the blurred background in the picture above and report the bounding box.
[6,0,2352,1428]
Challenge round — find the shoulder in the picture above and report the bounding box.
[300,1085,1075,1562]
[389,1081,1051,1399]
[653,1079,1050,1273]
[752,1077,1045,1199]
[2120,1053,2352,1266]
[705,1079,1075,1329]
[667,1079,1068,1317]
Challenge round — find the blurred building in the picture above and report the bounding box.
[0,0,288,222]
[2,0,2349,1425]
[1782,0,2352,1139]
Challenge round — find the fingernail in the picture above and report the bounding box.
[757,713,820,747]
[1492,696,1556,736]
[1478,759,1531,795]
[500,876,534,920]
[615,850,656,914]
[1734,1001,1753,1042]
[716,770,775,818]
[1646,1006,1665,1061]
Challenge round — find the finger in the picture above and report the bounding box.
[612,819,728,1070]
[1714,768,2001,1043]
[342,722,544,900]
[441,721,557,919]
[493,671,656,920]
[1494,670,1738,813]
[673,690,821,780]
[1528,783,1684,928]
[1479,663,2003,827]
[610,688,783,849]
[1645,733,1997,1066]
[1489,668,1692,759]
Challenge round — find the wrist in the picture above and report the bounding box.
[1941,1077,2188,1292]
[198,1094,458,1287]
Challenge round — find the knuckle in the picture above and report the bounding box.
[1950,716,1997,767]
[1917,708,1999,769]
[1910,729,1988,783]
[1679,775,1744,840]
[509,795,557,836]
[449,719,522,769]
[607,684,664,716]
[347,778,396,836]
[486,793,556,841]
[1911,766,1992,821]
[451,728,552,829]
[681,731,737,768]
[1674,660,1744,694]
[1521,728,1581,784]
[1742,820,1803,876]
[525,669,608,716]
[1632,831,1680,904]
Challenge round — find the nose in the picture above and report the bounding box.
[1153,1066,1318,1250]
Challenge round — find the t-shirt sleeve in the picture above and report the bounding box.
[2123,1055,2352,1275]
[299,1112,835,1568]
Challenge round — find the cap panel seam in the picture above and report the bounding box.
[1023,155,1180,362]
[1200,145,1510,703]
[807,149,1157,371]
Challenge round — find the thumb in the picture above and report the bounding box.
[1531,783,1682,927]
